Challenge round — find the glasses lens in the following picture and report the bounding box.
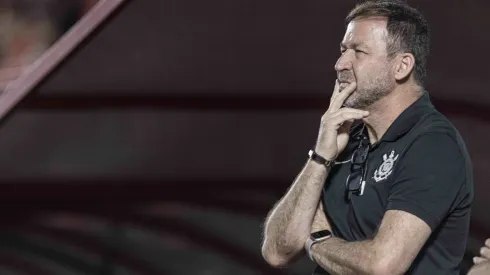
[346,169,363,191]
[347,142,369,197]
[352,144,369,164]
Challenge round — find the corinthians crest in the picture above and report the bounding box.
[373,150,399,182]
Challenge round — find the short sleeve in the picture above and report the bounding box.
[386,133,468,230]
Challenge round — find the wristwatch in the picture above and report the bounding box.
[308,149,334,169]
[305,229,333,263]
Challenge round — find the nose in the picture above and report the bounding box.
[334,52,353,72]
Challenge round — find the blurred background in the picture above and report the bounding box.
[0,0,488,274]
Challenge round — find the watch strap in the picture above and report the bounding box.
[305,230,333,263]
[308,149,334,168]
[305,237,316,262]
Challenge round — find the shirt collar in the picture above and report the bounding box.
[352,91,434,143]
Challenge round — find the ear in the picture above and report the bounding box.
[394,53,415,81]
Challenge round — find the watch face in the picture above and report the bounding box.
[311,229,332,239]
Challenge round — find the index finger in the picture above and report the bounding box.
[330,81,357,111]
[328,80,341,107]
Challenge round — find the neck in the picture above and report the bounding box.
[362,85,423,144]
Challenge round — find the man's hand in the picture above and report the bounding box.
[474,239,490,265]
[467,239,490,275]
[315,81,369,161]
[468,261,490,275]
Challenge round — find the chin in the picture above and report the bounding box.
[343,95,361,109]
[345,97,372,110]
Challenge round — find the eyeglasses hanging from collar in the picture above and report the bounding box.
[345,125,370,200]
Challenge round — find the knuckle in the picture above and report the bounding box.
[321,117,331,126]
[321,113,330,122]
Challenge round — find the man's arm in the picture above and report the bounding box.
[311,200,332,233]
[311,210,431,275]
[261,160,329,267]
[261,81,368,268]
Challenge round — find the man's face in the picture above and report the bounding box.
[335,17,396,109]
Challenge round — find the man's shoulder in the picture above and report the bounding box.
[407,108,467,152]
[396,108,474,200]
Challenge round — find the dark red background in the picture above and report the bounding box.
[0,0,488,274]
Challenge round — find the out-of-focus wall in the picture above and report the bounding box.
[0,0,487,274]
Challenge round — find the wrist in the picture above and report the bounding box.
[313,147,335,161]
[308,149,335,169]
[313,140,337,161]
[305,230,333,263]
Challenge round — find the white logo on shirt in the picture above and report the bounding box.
[373,150,399,182]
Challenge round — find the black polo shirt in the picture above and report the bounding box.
[313,92,474,275]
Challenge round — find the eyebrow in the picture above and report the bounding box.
[340,42,368,49]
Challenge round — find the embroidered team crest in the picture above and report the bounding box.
[373,150,399,182]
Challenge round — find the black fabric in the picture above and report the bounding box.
[315,92,474,275]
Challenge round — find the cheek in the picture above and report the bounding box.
[359,61,386,81]
[352,63,372,84]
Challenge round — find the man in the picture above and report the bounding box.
[261,1,474,274]
[468,239,490,275]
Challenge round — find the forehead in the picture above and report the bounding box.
[342,17,388,48]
